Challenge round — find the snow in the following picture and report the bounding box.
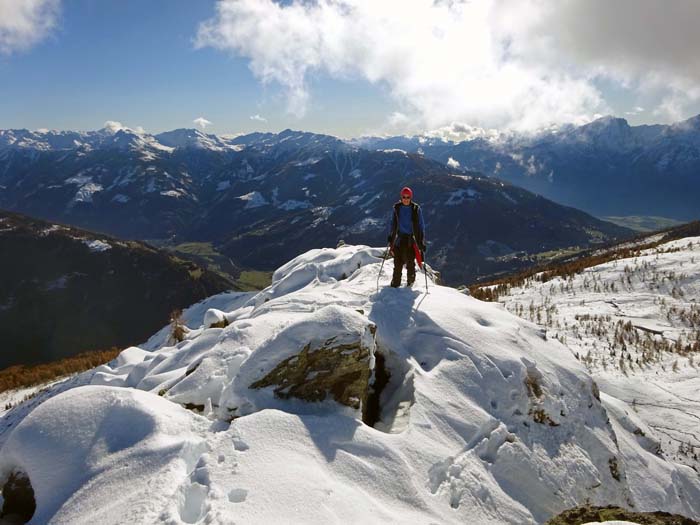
[293,157,321,167]
[1,243,699,523]
[69,182,103,205]
[379,148,407,154]
[501,190,518,204]
[491,236,700,515]
[160,189,184,198]
[111,193,130,203]
[345,217,384,234]
[278,199,312,211]
[83,239,111,252]
[0,386,207,524]
[237,191,269,209]
[446,187,480,205]
[65,173,93,185]
[310,206,332,226]
[44,275,70,290]
[583,522,641,525]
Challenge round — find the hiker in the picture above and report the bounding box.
[387,187,426,287]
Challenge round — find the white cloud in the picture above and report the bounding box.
[424,122,503,143]
[197,0,700,132]
[194,117,212,129]
[249,114,267,122]
[102,121,126,133]
[446,157,460,169]
[101,121,145,134]
[0,0,60,55]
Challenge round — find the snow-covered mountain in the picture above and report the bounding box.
[1,244,698,524]
[0,127,629,285]
[475,232,700,482]
[353,115,700,221]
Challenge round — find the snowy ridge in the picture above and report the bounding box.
[489,236,700,515]
[1,245,699,523]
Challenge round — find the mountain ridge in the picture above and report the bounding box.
[0,131,631,285]
[1,242,698,523]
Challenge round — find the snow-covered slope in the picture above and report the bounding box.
[487,236,700,509]
[1,245,698,524]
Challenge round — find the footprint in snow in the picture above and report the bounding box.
[228,488,248,503]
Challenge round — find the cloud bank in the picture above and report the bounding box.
[0,0,60,55]
[197,0,700,132]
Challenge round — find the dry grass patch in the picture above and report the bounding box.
[0,348,120,395]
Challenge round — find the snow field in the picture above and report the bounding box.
[492,236,700,516]
[1,244,698,523]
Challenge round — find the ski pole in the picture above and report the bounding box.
[376,243,391,292]
[423,253,429,293]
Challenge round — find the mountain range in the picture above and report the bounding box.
[0,125,632,284]
[353,115,700,221]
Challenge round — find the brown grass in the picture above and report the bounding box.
[0,348,121,394]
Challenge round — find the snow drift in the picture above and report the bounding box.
[1,244,699,524]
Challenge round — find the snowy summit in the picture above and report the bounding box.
[1,245,699,524]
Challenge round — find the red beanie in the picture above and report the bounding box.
[401,187,413,198]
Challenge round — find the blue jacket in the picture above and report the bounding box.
[388,201,425,246]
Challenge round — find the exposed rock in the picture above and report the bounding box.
[0,470,36,524]
[203,308,228,328]
[545,505,698,525]
[250,326,376,414]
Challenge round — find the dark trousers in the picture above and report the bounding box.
[391,235,416,286]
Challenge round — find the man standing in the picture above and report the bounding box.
[387,187,426,287]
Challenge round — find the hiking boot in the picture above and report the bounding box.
[390,279,400,288]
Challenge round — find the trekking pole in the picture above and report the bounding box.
[422,253,429,293]
[376,243,391,293]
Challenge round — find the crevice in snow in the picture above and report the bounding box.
[363,347,414,433]
[0,470,35,524]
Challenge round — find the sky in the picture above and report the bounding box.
[1,0,700,140]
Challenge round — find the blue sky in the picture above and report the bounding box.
[1,0,699,138]
[0,0,392,137]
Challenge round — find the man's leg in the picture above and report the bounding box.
[390,246,404,287]
[406,242,416,286]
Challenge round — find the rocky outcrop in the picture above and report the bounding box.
[250,325,376,416]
